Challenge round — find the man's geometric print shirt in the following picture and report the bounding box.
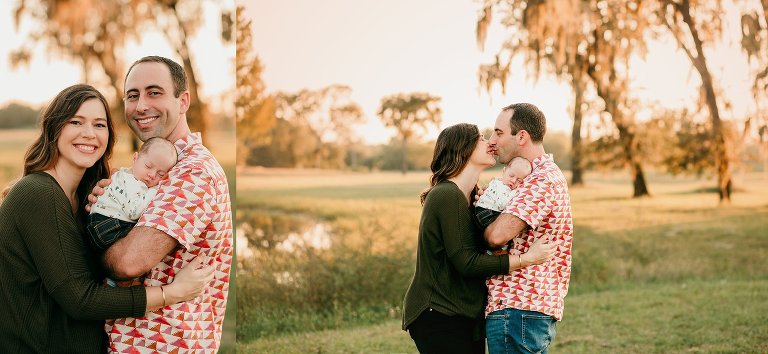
[486,153,573,321]
[106,133,233,353]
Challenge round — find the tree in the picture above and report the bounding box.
[740,1,768,177]
[12,0,146,144]
[12,0,229,147]
[477,2,587,186]
[0,102,39,129]
[329,103,365,169]
[656,0,732,202]
[235,5,275,166]
[377,93,442,174]
[581,1,655,197]
[273,85,365,169]
[476,0,652,196]
[149,0,220,143]
[660,111,716,176]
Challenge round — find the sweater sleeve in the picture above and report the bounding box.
[431,184,509,276]
[13,175,147,320]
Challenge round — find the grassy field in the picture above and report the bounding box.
[0,128,237,353]
[237,168,768,353]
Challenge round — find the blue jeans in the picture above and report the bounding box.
[486,308,557,354]
[87,213,135,251]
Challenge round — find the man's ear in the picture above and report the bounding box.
[178,91,191,114]
[518,130,529,145]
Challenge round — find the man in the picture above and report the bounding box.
[483,103,573,354]
[87,56,233,353]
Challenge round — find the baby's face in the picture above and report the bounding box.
[502,159,531,187]
[132,148,176,187]
[503,167,519,182]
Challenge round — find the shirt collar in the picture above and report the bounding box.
[172,132,202,156]
[531,153,554,171]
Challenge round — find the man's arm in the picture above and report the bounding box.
[103,226,179,280]
[484,213,528,248]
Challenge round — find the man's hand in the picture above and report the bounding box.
[84,177,112,213]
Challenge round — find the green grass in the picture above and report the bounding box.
[555,279,768,353]
[237,168,768,353]
[240,280,768,353]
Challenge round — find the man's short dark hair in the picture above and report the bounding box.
[502,103,546,142]
[125,56,188,98]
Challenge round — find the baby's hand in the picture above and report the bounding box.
[84,168,118,212]
[85,177,112,212]
[473,183,488,207]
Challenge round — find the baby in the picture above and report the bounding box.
[475,156,533,253]
[87,137,178,253]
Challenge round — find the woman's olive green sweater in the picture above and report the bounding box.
[402,181,509,330]
[0,172,146,353]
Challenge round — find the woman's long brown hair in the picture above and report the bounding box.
[420,123,481,205]
[20,84,115,216]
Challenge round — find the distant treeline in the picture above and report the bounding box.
[244,121,571,172]
[0,103,39,129]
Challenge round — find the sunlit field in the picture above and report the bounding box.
[237,168,768,353]
[0,128,237,353]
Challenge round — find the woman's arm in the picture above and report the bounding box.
[13,177,208,320]
[143,256,215,312]
[436,186,556,276]
[504,237,557,273]
[432,186,509,277]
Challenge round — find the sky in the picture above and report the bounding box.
[245,0,755,145]
[0,1,235,114]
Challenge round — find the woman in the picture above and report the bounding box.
[0,84,213,353]
[402,123,556,353]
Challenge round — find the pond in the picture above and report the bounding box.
[236,208,332,260]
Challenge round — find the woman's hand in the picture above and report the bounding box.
[521,237,557,267]
[163,256,215,305]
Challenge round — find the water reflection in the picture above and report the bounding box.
[236,208,332,259]
[237,205,414,337]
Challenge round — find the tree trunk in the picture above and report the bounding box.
[349,145,358,170]
[163,3,209,144]
[588,66,650,198]
[102,52,138,150]
[678,0,731,203]
[180,54,208,144]
[401,136,408,175]
[570,66,585,187]
[88,39,140,152]
[631,161,650,197]
[617,119,649,197]
[615,122,650,197]
[702,70,732,203]
[179,43,208,144]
